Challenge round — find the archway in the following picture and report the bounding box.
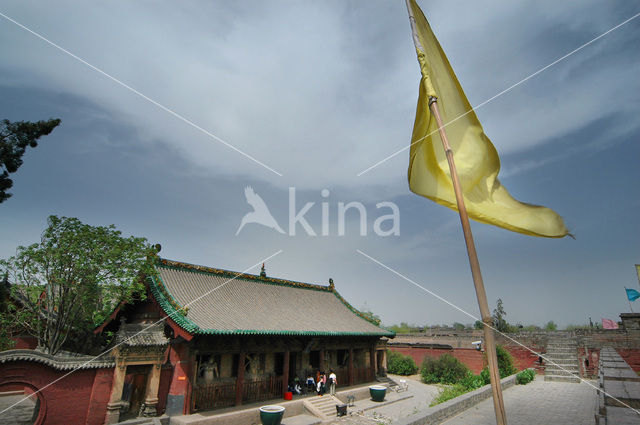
[0,382,46,425]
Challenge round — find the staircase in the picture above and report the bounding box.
[303,395,342,421]
[376,375,399,387]
[544,335,581,383]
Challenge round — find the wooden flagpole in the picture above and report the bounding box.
[404,2,507,423]
[428,98,508,425]
[625,288,634,313]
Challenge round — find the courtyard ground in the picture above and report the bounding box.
[317,375,598,425]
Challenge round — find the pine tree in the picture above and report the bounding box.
[0,118,60,203]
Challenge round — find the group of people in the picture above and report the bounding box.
[305,370,337,396]
[287,370,338,397]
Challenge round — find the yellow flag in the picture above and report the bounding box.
[406,0,568,238]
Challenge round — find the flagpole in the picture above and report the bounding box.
[625,287,634,313]
[428,97,508,425]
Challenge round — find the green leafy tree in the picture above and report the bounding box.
[452,322,465,331]
[474,320,484,330]
[0,118,60,203]
[544,320,558,331]
[0,216,156,354]
[492,298,510,332]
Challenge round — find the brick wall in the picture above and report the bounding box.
[616,349,640,373]
[504,345,544,372]
[390,346,485,374]
[11,335,37,350]
[578,347,599,378]
[0,360,113,425]
[391,344,546,376]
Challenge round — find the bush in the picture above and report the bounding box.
[420,354,469,384]
[516,369,536,385]
[387,350,418,375]
[430,383,467,406]
[480,345,517,385]
[459,372,484,391]
[496,345,517,377]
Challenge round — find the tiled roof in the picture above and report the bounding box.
[114,322,169,347]
[0,349,114,370]
[148,259,394,337]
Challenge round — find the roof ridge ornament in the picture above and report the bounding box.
[329,278,334,291]
[260,263,266,278]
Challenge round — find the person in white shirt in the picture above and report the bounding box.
[328,370,337,396]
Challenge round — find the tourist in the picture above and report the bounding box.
[306,373,316,393]
[328,370,337,396]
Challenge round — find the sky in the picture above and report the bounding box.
[0,0,639,330]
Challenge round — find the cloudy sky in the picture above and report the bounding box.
[1,0,639,329]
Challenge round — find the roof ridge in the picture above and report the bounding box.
[158,258,333,292]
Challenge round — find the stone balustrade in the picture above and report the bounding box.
[595,346,640,424]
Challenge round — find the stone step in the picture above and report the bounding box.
[546,359,578,365]
[546,369,580,377]
[546,364,579,371]
[546,363,579,369]
[545,374,581,383]
[547,353,577,358]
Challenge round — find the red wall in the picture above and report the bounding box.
[505,345,544,372]
[617,349,640,373]
[11,336,37,350]
[391,346,485,374]
[390,345,542,375]
[0,361,113,425]
[157,365,174,414]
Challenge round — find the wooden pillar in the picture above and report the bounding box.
[104,363,126,424]
[370,346,376,381]
[282,350,290,396]
[235,352,245,406]
[319,349,325,371]
[348,348,354,386]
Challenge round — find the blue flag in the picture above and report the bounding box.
[626,288,640,302]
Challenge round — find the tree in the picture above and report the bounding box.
[0,216,156,354]
[544,320,558,331]
[452,322,465,331]
[0,118,60,203]
[492,298,509,332]
[474,320,484,330]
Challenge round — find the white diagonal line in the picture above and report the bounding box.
[0,250,283,416]
[0,12,283,177]
[357,10,640,177]
[356,249,640,415]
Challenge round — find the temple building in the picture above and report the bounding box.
[95,258,394,423]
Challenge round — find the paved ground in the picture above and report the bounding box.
[327,375,440,424]
[443,376,598,425]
